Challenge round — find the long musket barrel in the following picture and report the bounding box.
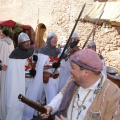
[82,11,104,49]
[18,94,47,113]
[52,3,86,75]
[58,3,86,62]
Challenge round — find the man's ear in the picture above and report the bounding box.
[84,69,91,77]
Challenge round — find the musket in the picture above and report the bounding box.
[58,3,86,62]
[18,94,51,120]
[82,11,104,49]
[52,3,86,74]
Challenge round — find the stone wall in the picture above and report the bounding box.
[78,22,120,72]
[0,0,119,72]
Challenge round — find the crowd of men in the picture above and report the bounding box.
[0,29,120,120]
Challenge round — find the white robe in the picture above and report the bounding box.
[0,39,14,120]
[4,58,25,120]
[22,53,59,120]
[0,38,14,64]
[58,59,71,92]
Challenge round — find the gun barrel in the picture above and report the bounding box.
[82,11,104,49]
[59,3,86,62]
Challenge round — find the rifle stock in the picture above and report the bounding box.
[82,11,104,49]
[18,94,46,113]
[18,94,52,120]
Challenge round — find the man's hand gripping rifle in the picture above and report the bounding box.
[18,94,51,120]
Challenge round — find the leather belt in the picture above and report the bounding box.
[25,76,33,78]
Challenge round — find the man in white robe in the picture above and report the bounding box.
[3,32,34,120]
[58,32,79,92]
[0,29,14,120]
[0,30,3,39]
[22,32,61,120]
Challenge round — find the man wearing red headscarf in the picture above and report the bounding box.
[39,49,120,120]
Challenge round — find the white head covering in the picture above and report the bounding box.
[18,32,30,43]
[71,32,78,38]
[38,32,60,57]
[88,41,96,47]
[47,32,56,39]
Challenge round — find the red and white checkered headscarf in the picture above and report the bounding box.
[70,49,103,72]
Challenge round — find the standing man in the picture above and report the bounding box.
[23,32,60,120]
[0,29,14,63]
[58,32,79,92]
[0,29,14,81]
[0,60,7,120]
[3,32,34,120]
[87,41,104,60]
[0,29,14,120]
[87,41,107,77]
[39,49,120,120]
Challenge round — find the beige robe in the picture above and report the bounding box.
[84,79,120,120]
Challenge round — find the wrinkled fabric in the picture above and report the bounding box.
[1,38,13,45]
[57,79,120,120]
[9,44,34,59]
[38,37,60,57]
[70,49,103,72]
[0,38,14,120]
[4,59,26,120]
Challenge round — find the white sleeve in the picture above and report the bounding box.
[47,92,63,114]
[101,60,107,78]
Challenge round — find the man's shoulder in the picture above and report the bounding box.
[104,79,120,95]
[0,39,9,46]
[37,53,49,61]
[0,38,13,45]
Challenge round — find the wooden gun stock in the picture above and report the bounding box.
[18,94,52,120]
[18,94,47,113]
